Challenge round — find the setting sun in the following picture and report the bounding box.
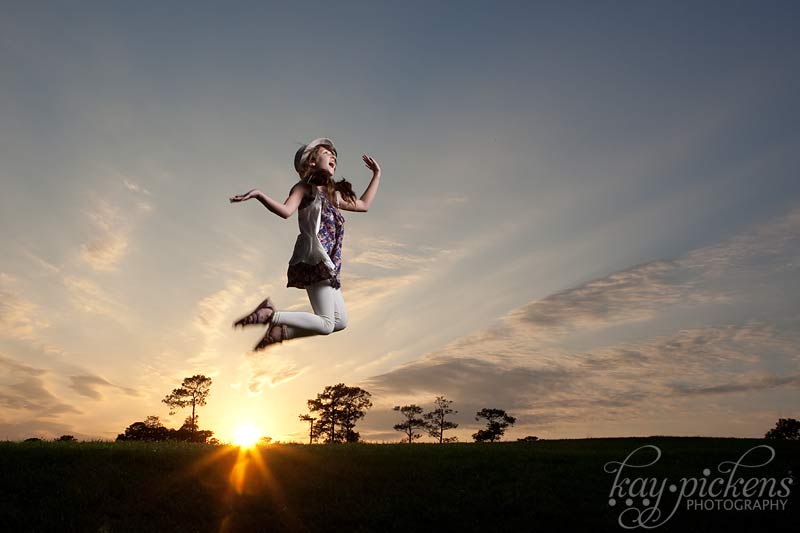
[232,424,262,449]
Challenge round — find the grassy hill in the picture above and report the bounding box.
[1,437,797,532]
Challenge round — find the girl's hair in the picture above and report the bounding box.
[301,144,357,203]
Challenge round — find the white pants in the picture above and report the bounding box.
[271,280,348,340]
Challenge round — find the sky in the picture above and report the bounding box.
[1,1,799,443]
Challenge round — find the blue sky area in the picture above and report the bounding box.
[1,1,798,442]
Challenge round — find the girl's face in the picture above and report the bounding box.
[310,147,336,178]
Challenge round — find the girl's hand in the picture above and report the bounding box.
[362,154,381,174]
[229,189,260,203]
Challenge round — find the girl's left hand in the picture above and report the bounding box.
[362,154,381,174]
[229,189,260,203]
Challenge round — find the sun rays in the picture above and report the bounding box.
[232,424,262,450]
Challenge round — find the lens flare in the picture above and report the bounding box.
[233,424,261,449]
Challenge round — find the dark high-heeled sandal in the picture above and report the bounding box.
[254,321,288,351]
[233,297,275,328]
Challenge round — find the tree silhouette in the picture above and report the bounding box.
[55,435,77,442]
[424,396,459,443]
[144,415,163,429]
[393,404,427,443]
[310,413,331,443]
[473,408,516,442]
[116,414,214,443]
[307,383,372,443]
[174,415,213,443]
[117,420,169,441]
[299,414,317,444]
[162,374,212,438]
[337,385,372,442]
[765,418,800,440]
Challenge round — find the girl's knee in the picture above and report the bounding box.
[320,318,336,335]
[333,312,348,332]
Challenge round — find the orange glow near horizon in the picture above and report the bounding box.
[232,424,262,449]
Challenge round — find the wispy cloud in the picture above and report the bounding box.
[0,353,81,419]
[349,237,448,270]
[360,206,800,438]
[247,362,309,394]
[344,237,456,313]
[499,259,729,343]
[122,178,151,196]
[0,273,49,341]
[443,195,468,205]
[68,374,139,400]
[78,180,156,271]
[666,373,800,396]
[122,178,154,213]
[63,275,120,316]
[79,197,130,271]
[21,249,61,275]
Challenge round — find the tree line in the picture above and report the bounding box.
[111,376,532,445]
[297,384,532,444]
[21,373,800,443]
[116,374,217,444]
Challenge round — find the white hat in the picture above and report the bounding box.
[294,137,337,176]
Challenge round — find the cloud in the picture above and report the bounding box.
[63,275,120,316]
[343,272,424,314]
[78,183,156,271]
[0,273,49,340]
[21,249,61,275]
[500,259,729,343]
[678,206,800,277]
[80,234,129,271]
[68,374,139,400]
[342,237,458,313]
[349,237,448,271]
[246,361,308,394]
[360,206,800,438]
[79,197,130,271]
[0,419,83,441]
[122,178,153,212]
[122,178,151,196]
[360,321,800,439]
[187,266,258,367]
[0,353,81,419]
[666,373,800,396]
[443,195,468,205]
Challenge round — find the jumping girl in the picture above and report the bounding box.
[229,138,381,351]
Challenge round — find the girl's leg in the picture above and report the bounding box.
[271,281,347,340]
[332,286,348,332]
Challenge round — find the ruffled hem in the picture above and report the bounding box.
[287,261,341,289]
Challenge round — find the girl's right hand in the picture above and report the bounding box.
[229,189,260,203]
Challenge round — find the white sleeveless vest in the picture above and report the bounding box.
[288,184,337,273]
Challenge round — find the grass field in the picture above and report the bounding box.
[1,437,797,532]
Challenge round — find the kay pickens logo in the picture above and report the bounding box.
[604,444,794,529]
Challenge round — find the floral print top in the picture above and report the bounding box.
[287,189,345,289]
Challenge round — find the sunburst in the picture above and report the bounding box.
[232,424,261,449]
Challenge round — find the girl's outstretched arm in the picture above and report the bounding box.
[229,183,310,219]
[338,154,381,213]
